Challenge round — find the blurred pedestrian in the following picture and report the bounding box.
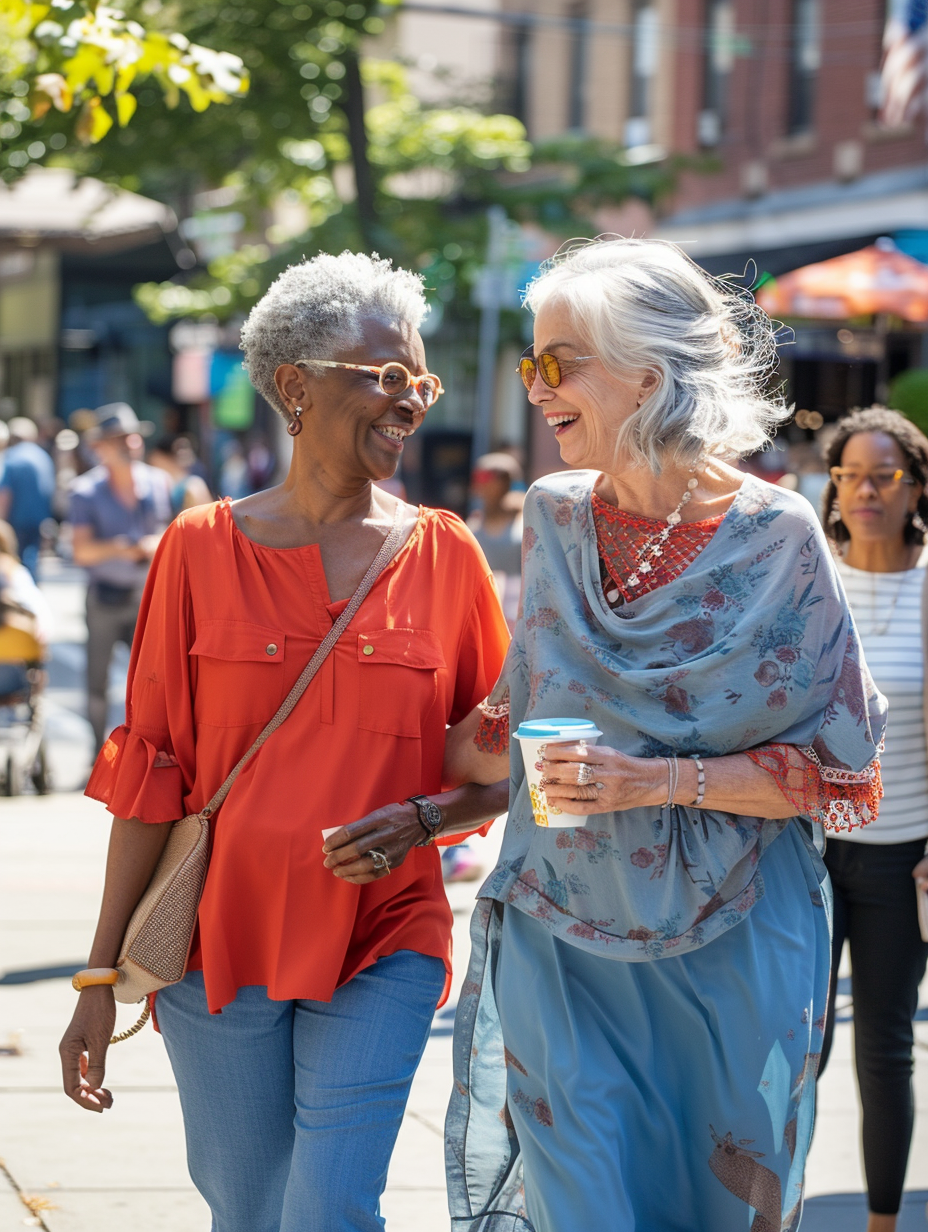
[147,436,213,516]
[0,417,55,581]
[68,404,171,752]
[819,405,928,1232]
[0,519,51,697]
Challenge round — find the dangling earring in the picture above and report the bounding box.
[828,501,842,525]
[287,407,303,437]
[911,510,926,533]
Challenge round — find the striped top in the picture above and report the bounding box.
[835,558,928,844]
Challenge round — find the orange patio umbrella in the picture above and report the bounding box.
[756,241,928,323]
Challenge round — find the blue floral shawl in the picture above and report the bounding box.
[479,469,886,959]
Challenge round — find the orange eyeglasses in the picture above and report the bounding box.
[517,347,598,392]
[297,360,444,407]
[829,467,914,491]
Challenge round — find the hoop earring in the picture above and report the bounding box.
[287,407,303,437]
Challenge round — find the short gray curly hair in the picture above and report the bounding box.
[523,237,790,472]
[240,251,429,417]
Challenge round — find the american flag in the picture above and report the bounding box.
[880,0,928,127]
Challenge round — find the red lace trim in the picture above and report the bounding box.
[745,743,882,832]
[475,693,510,756]
[592,494,725,604]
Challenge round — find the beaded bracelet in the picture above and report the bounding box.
[691,756,706,807]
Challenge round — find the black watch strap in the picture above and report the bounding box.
[406,795,443,846]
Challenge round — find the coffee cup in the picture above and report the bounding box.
[513,718,603,828]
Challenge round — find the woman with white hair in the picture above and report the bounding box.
[446,238,885,1230]
[59,252,510,1232]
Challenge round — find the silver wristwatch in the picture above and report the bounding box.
[406,795,443,846]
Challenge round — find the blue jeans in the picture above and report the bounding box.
[156,952,446,1232]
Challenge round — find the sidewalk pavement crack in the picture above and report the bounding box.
[0,1157,54,1231]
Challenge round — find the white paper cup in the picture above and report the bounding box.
[513,718,603,828]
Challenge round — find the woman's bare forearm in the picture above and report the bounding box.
[672,753,795,818]
[86,817,173,967]
[432,779,510,839]
[544,746,797,818]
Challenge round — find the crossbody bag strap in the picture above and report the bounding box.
[200,504,407,819]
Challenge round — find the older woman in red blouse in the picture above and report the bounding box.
[58,252,509,1232]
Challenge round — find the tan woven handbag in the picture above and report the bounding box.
[110,509,407,1030]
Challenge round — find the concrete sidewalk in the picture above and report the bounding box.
[1,791,927,1231]
[2,560,927,1229]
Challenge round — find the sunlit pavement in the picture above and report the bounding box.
[0,561,925,1230]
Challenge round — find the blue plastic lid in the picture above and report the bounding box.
[514,718,603,740]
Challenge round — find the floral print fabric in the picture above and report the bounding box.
[477,469,885,961]
[475,494,883,829]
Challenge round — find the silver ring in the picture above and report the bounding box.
[577,763,594,786]
[368,847,391,874]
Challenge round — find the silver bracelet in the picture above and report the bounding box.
[691,756,706,807]
[664,756,679,808]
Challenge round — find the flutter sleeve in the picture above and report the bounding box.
[85,520,197,823]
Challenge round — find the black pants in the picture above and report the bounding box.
[820,836,928,1215]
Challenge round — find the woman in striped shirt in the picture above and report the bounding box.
[820,406,928,1232]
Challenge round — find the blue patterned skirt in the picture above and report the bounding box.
[446,821,831,1232]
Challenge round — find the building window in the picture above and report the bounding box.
[787,0,820,135]
[699,0,733,146]
[626,0,658,146]
[507,22,532,130]
[567,1,591,132]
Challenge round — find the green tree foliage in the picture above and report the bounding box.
[889,368,928,438]
[2,0,679,325]
[0,0,249,179]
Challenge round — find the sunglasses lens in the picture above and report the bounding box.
[379,363,410,396]
[539,353,561,387]
[519,358,537,391]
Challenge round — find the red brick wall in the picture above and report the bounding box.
[668,0,926,214]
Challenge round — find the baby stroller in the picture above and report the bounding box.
[0,605,50,796]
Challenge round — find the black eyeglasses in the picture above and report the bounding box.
[517,347,598,391]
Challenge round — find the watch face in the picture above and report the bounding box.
[422,800,442,831]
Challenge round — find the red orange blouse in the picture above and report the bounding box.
[87,500,510,1013]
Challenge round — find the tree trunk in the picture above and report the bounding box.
[341,47,376,248]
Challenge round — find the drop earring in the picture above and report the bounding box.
[287,406,303,437]
[828,501,842,525]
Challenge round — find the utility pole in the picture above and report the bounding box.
[471,205,509,469]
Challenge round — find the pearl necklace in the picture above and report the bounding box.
[603,475,700,605]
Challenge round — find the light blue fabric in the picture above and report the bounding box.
[490,823,830,1232]
[446,470,884,1231]
[156,953,445,1232]
[480,471,884,957]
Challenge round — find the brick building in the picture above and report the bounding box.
[483,0,928,452]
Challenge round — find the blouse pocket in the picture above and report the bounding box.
[189,620,287,727]
[356,628,446,737]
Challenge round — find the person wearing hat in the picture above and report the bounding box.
[68,403,172,752]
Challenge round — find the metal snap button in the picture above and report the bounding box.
[266,643,278,656]
[362,644,375,656]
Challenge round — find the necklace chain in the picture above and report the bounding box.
[864,568,909,637]
[603,474,700,605]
